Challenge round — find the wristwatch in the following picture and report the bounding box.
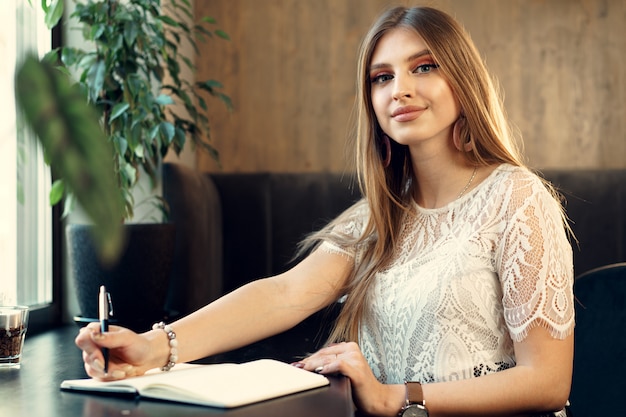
[398,381,429,417]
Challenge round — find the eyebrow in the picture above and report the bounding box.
[369,49,432,72]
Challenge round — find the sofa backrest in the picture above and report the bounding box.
[541,169,625,276]
[162,163,360,315]
[163,163,626,316]
[210,173,361,293]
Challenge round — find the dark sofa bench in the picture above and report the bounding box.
[162,162,626,362]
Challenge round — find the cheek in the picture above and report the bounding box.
[427,82,461,117]
[370,91,388,129]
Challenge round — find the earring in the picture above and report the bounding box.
[452,115,472,153]
[381,135,391,167]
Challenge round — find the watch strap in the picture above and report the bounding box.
[405,381,425,406]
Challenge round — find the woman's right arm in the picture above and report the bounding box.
[75,247,353,380]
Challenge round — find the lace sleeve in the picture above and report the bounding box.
[497,174,574,342]
[319,200,369,258]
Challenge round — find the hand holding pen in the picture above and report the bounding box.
[98,285,113,373]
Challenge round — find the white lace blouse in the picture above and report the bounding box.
[322,164,574,384]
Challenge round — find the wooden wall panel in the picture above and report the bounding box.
[195,0,625,173]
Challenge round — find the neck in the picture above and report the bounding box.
[411,157,478,209]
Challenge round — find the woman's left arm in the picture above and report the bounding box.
[301,326,572,416]
[421,325,573,416]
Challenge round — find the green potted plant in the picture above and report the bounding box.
[57,0,230,218]
[16,0,230,331]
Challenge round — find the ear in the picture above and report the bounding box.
[452,116,472,153]
[452,116,465,152]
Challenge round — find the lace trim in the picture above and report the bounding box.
[320,241,354,259]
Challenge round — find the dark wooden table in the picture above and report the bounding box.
[0,325,354,417]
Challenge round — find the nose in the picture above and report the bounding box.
[391,74,413,100]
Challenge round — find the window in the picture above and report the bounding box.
[0,1,56,330]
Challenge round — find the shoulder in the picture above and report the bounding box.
[486,165,569,240]
[487,164,558,206]
[489,164,544,189]
[317,199,370,256]
[473,164,565,231]
[318,198,370,235]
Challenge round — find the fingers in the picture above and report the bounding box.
[75,325,102,357]
[314,352,343,375]
[76,324,133,351]
[77,330,119,380]
[294,342,387,415]
[83,358,128,380]
[296,341,360,375]
[75,324,136,380]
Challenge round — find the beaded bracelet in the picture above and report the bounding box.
[152,321,178,371]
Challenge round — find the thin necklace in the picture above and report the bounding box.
[457,167,477,199]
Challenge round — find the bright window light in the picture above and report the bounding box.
[0,1,52,306]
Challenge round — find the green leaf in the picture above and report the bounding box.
[194,24,214,40]
[176,88,192,107]
[86,59,105,103]
[181,55,193,70]
[155,94,175,105]
[122,162,137,187]
[215,30,230,40]
[219,93,234,111]
[113,32,125,50]
[15,55,125,265]
[129,123,143,151]
[60,47,83,67]
[49,179,65,205]
[43,0,64,30]
[159,15,179,27]
[113,134,128,157]
[198,79,224,91]
[123,21,139,46]
[201,16,217,24]
[174,127,186,150]
[61,192,75,220]
[126,74,146,100]
[89,24,106,41]
[148,124,160,140]
[42,49,60,65]
[159,122,175,145]
[197,95,207,111]
[110,103,130,122]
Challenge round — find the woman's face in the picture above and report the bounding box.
[369,28,460,149]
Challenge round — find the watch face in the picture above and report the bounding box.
[401,404,429,417]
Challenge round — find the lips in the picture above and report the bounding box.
[391,105,425,122]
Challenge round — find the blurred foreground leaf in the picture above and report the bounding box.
[15,55,125,265]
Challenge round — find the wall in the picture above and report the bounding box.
[195,0,625,173]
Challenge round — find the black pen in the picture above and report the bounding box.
[98,285,112,373]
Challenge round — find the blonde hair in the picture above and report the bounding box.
[303,6,539,344]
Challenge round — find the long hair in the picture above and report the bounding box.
[304,6,533,344]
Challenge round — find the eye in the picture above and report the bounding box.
[370,73,393,85]
[413,63,439,74]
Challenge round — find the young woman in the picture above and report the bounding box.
[76,6,574,417]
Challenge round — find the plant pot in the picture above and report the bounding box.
[66,223,176,332]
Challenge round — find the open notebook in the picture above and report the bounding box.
[60,359,329,408]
